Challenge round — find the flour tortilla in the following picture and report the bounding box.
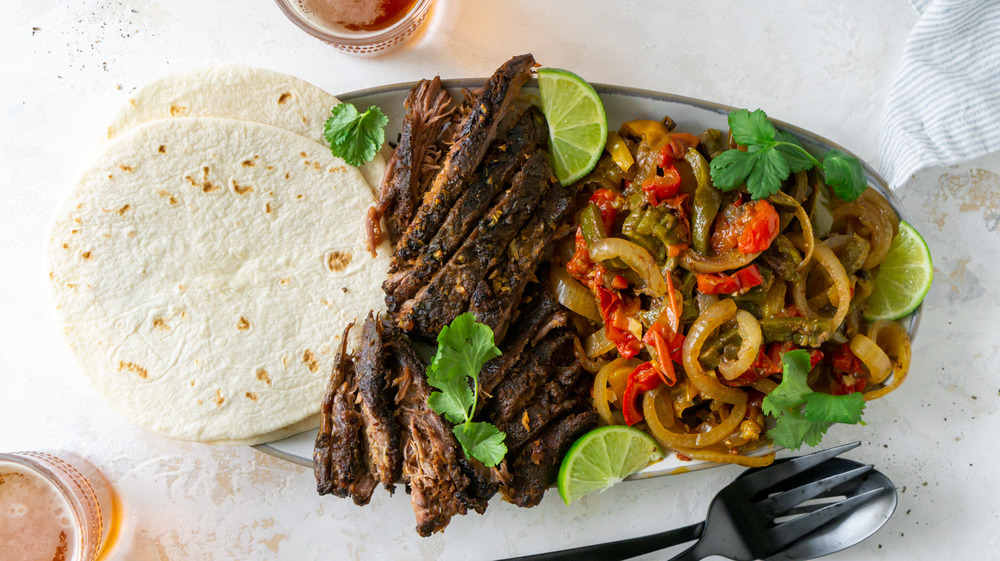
[104,65,386,191]
[49,117,390,443]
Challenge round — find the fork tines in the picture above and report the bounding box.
[736,441,861,495]
[756,464,874,517]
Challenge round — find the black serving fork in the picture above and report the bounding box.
[501,441,891,561]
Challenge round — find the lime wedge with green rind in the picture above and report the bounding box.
[537,68,608,186]
[864,221,933,321]
[557,425,663,505]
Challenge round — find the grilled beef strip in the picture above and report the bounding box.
[368,77,454,254]
[494,361,590,453]
[479,286,564,399]
[383,107,549,312]
[399,151,553,339]
[387,327,475,537]
[469,181,575,343]
[356,313,402,493]
[391,54,536,271]
[482,329,575,423]
[314,322,378,505]
[501,409,600,507]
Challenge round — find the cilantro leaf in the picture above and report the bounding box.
[427,313,502,383]
[803,392,866,425]
[709,148,757,191]
[775,132,815,173]
[746,147,790,199]
[323,103,388,167]
[454,422,508,468]
[710,108,869,203]
[425,313,507,467]
[767,410,830,451]
[729,109,776,146]
[427,376,474,425]
[762,349,814,416]
[822,150,866,202]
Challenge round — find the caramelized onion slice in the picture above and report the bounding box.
[850,333,892,384]
[584,327,616,359]
[680,248,760,274]
[589,238,668,296]
[550,267,602,322]
[672,446,775,467]
[644,387,747,449]
[718,311,763,380]
[682,299,748,403]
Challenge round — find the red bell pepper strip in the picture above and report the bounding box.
[831,346,867,395]
[642,168,682,206]
[622,362,663,426]
[596,286,642,359]
[696,264,765,295]
[737,200,780,253]
[643,322,685,365]
[659,133,701,167]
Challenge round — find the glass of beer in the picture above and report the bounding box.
[274,0,434,55]
[0,451,117,561]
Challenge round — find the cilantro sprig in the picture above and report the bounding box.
[426,313,507,467]
[323,103,388,167]
[762,349,866,450]
[709,109,866,202]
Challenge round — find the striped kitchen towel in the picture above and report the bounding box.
[879,0,1000,188]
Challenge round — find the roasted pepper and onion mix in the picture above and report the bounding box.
[553,117,912,467]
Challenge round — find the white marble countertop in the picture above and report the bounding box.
[3,1,998,559]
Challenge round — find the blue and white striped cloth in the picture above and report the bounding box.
[879,0,1000,188]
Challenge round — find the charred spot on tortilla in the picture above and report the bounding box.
[118,361,148,380]
[169,104,186,116]
[246,392,258,401]
[327,251,352,272]
[236,316,251,331]
[158,145,166,154]
[232,180,254,195]
[303,349,320,372]
[81,251,92,260]
[153,318,169,330]
[278,92,292,104]
[256,369,271,385]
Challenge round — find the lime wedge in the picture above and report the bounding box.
[557,425,663,505]
[864,221,933,321]
[537,68,608,186]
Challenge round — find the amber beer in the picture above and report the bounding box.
[294,0,418,33]
[0,452,115,561]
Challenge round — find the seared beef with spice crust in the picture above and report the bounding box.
[478,287,565,399]
[399,151,553,339]
[386,327,474,536]
[314,54,601,535]
[484,329,576,425]
[391,54,536,271]
[501,409,599,507]
[469,182,575,343]
[368,77,455,254]
[384,107,549,313]
[314,322,377,505]
[356,313,402,492]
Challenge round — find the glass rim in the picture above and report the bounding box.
[273,0,433,47]
[0,452,100,560]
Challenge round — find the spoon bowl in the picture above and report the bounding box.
[761,457,898,561]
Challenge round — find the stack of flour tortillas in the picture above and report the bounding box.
[48,66,390,445]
